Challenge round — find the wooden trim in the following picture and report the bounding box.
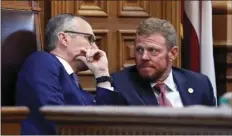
[40,106,232,135]
[1,106,29,121]
[2,1,41,12]
[1,107,29,115]
[1,106,29,135]
[162,1,181,67]
[117,30,136,70]
[213,41,232,46]
[212,1,232,14]
[75,0,108,17]
[117,0,150,17]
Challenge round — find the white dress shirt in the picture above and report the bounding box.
[150,70,183,108]
[56,56,74,75]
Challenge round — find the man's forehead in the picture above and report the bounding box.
[75,18,93,33]
[136,33,166,44]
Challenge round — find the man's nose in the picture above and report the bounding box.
[92,43,98,49]
[141,51,150,60]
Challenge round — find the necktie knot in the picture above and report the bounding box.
[154,83,166,93]
[153,83,172,107]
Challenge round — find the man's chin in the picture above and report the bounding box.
[138,73,155,82]
[138,70,161,82]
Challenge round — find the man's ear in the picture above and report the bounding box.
[168,46,178,62]
[58,32,69,47]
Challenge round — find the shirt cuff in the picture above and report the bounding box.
[97,81,114,91]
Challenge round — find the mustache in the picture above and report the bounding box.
[138,62,155,68]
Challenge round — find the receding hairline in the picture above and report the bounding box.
[72,16,91,30]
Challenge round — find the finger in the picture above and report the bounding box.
[87,48,98,62]
[76,55,88,66]
[75,48,87,58]
[94,49,105,58]
[86,49,92,62]
[92,49,106,61]
[89,49,101,61]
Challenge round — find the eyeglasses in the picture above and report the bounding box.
[63,30,96,45]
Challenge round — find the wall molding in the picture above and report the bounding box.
[212,1,232,14]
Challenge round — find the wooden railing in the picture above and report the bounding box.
[1,106,29,135]
[40,106,232,135]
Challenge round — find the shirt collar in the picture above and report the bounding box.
[56,56,74,75]
[150,70,176,92]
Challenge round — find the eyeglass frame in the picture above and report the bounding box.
[63,30,96,45]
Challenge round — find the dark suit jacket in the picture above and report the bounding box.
[16,51,121,135]
[111,65,216,106]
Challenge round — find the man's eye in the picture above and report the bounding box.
[148,48,158,55]
[90,37,96,43]
[135,47,144,53]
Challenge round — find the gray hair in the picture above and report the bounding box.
[136,17,177,48]
[44,13,79,52]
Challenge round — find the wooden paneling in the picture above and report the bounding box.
[75,0,108,17]
[118,0,150,17]
[227,47,232,91]
[1,107,29,135]
[2,1,36,10]
[51,1,75,17]
[212,1,232,14]
[38,1,51,48]
[118,30,136,69]
[212,1,232,93]
[161,1,181,67]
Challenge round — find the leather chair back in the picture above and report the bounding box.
[1,9,39,105]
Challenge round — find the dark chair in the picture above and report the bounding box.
[1,9,41,106]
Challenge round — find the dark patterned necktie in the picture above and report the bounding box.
[154,83,172,107]
[70,73,80,88]
[70,73,86,104]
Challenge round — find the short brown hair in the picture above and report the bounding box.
[136,17,177,48]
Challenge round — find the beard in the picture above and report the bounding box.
[136,57,171,82]
[137,65,166,82]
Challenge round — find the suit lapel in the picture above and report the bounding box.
[50,53,87,105]
[172,68,192,106]
[130,68,158,105]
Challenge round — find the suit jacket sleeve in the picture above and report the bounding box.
[95,87,128,105]
[16,58,65,108]
[16,54,64,134]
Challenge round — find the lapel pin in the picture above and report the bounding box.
[188,88,194,93]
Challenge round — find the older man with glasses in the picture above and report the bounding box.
[15,13,124,135]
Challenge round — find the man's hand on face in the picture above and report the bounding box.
[76,48,110,78]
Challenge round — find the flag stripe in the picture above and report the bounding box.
[182,10,200,72]
[181,0,217,101]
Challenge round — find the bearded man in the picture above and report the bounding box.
[111,18,216,107]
